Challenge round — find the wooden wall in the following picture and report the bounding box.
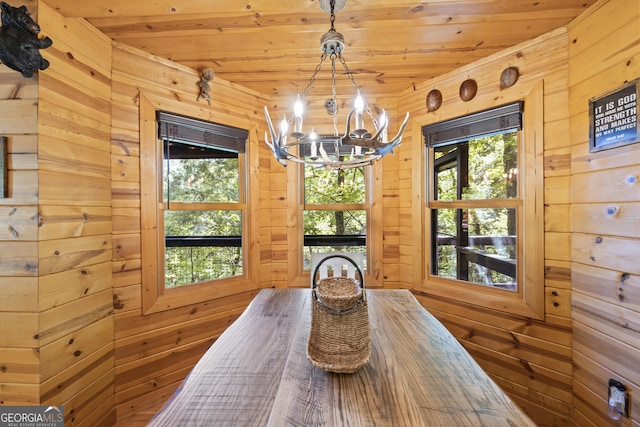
[0,12,40,407]
[37,2,115,426]
[568,0,640,425]
[397,28,575,426]
[0,1,116,426]
[109,42,272,421]
[38,3,114,426]
[0,1,637,426]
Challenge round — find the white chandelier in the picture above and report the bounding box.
[264,0,410,170]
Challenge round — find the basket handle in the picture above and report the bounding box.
[311,254,365,290]
[311,254,366,314]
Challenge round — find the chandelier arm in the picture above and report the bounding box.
[339,108,384,147]
[342,108,354,138]
[371,112,410,156]
[263,106,279,140]
[386,112,411,145]
[342,111,409,151]
[263,107,291,166]
[274,148,377,168]
[316,157,381,169]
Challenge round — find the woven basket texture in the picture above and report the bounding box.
[316,277,362,311]
[307,276,370,373]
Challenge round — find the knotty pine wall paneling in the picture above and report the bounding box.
[399,28,574,426]
[37,2,115,426]
[568,0,640,425]
[0,1,115,425]
[0,54,40,407]
[110,42,272,422]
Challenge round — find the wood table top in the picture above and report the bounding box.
[148,288,536,426]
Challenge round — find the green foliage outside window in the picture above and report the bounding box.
[303,165,367,268]
[433,132,518,289]
[163,143,243,287]
[163,154,239,203]
[304,166,365,204]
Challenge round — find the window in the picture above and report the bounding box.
[140,95,259,314]
[285,144,383,288]
[159,112,247,287]
[303,165,368,270]
[422,91,544,318]
[426,103,521,290]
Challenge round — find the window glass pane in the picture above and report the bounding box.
[165,210,242,236]
[433,208,516,290]
[303,209,366,269]
[304,210,366,235]
[163,141,239,203]
[433,131,517,201]
[164,210,242,287]
[303,246,367,271]
[434,147,460,201]
[304,165,365,204]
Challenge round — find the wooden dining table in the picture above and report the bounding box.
[148,288,536,426]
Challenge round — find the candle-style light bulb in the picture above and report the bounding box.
[293,96,303,133]
[354,92,364,130]
[310,129,318,158]
[355,92,364,112]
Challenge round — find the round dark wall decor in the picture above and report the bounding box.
[459,79,477,102]
[426,89,442,112]
[500,66,520,89]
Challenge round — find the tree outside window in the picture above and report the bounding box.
[303,164,368,270]
[425,103,522,291]
[431,132,518,289]
[162,141,243,287]
[157,112,248,289]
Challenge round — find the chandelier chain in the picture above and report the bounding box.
[301,53,327,99]
[330,54,339,136]
[338,54,375,121]
[329,0,336,32]
[338,54,361,97]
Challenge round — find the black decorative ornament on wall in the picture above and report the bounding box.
[0,2,52,78]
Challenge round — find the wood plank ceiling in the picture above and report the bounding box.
[43,0,597,98]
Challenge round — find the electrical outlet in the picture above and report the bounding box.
[608,379,629,420]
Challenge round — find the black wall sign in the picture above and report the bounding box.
[589,79,639,152]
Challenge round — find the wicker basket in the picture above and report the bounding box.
[307,255,370,373]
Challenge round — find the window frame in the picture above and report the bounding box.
[140,93,259,314]
[302,164,369,270]
[285,158,384,288]
[417,83,544,319]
